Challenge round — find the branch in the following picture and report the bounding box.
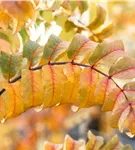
[0,61,129,102]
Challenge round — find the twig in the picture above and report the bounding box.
[0,61,129,102]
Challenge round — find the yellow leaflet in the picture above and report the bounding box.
[93,77,116,105]
[42,65,67,107]
[86,131,104,150]
[110,103,129,129]
[79,68,99,108]
[63,135,85,150]
[102,88,125,112]
[21,68,44,110]
[3,81,24,119]
[61,64,81,105]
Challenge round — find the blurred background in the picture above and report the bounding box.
[1,1,135,150]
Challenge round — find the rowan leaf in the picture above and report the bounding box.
[21,59,44,109]
[63,135,85,150]
[109,57,135,79]
[94,23,113,41]
[44,131,132,150]
[67,34,97,63]
[110,103,130,131]
[123,81,135,101]
[43,34,69,63]
[121,82,135,134]
[61,64,81,105]
[23,40,43,67]
[86,131,104,150]
[0,51,22,80]
[89,40,125,66]
[93,76,116,105]
[88,3,106,30]
[103,135,124,150]
[2,81,24,119]
[102,88,125,111]
[42,65,67,107]
[79,67,99,108]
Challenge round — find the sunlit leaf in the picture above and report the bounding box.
[43,34,69,63]
[109,57,135,79]
[63,134,85,150]
[89,40,125,66]
[21,59,44,109]
[86,131,104,150]
[42,65,67,107]
[93,76,116,105]
[102,88,125,111]
[61,64,81,105]
[110,103,130,131]
[88,3,106,30]
[97,23,113,39]
[103,135,124,150]
[0,51,22,80]
[123,81,135,101]
[2,81,24,119]
[23,40,43,67]
[79,67,99,108]
[67,34,97,63]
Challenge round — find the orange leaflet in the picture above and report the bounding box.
[61,64,81,105]
[21,68,44,110]
[42,65,67,107]
[79,67,99,108]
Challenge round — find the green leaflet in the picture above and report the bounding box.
[88,3,106,30]
[66,33,97,63]
[23,40,43,67]
[0,51,21,79]
[43,34,69,62]
[89,40,124,66]
[109,57,135,79]
[67,34,89,59]
[19,28,29,44]
[103,135,132,150]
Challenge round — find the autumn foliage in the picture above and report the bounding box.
[0,0,135,149]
